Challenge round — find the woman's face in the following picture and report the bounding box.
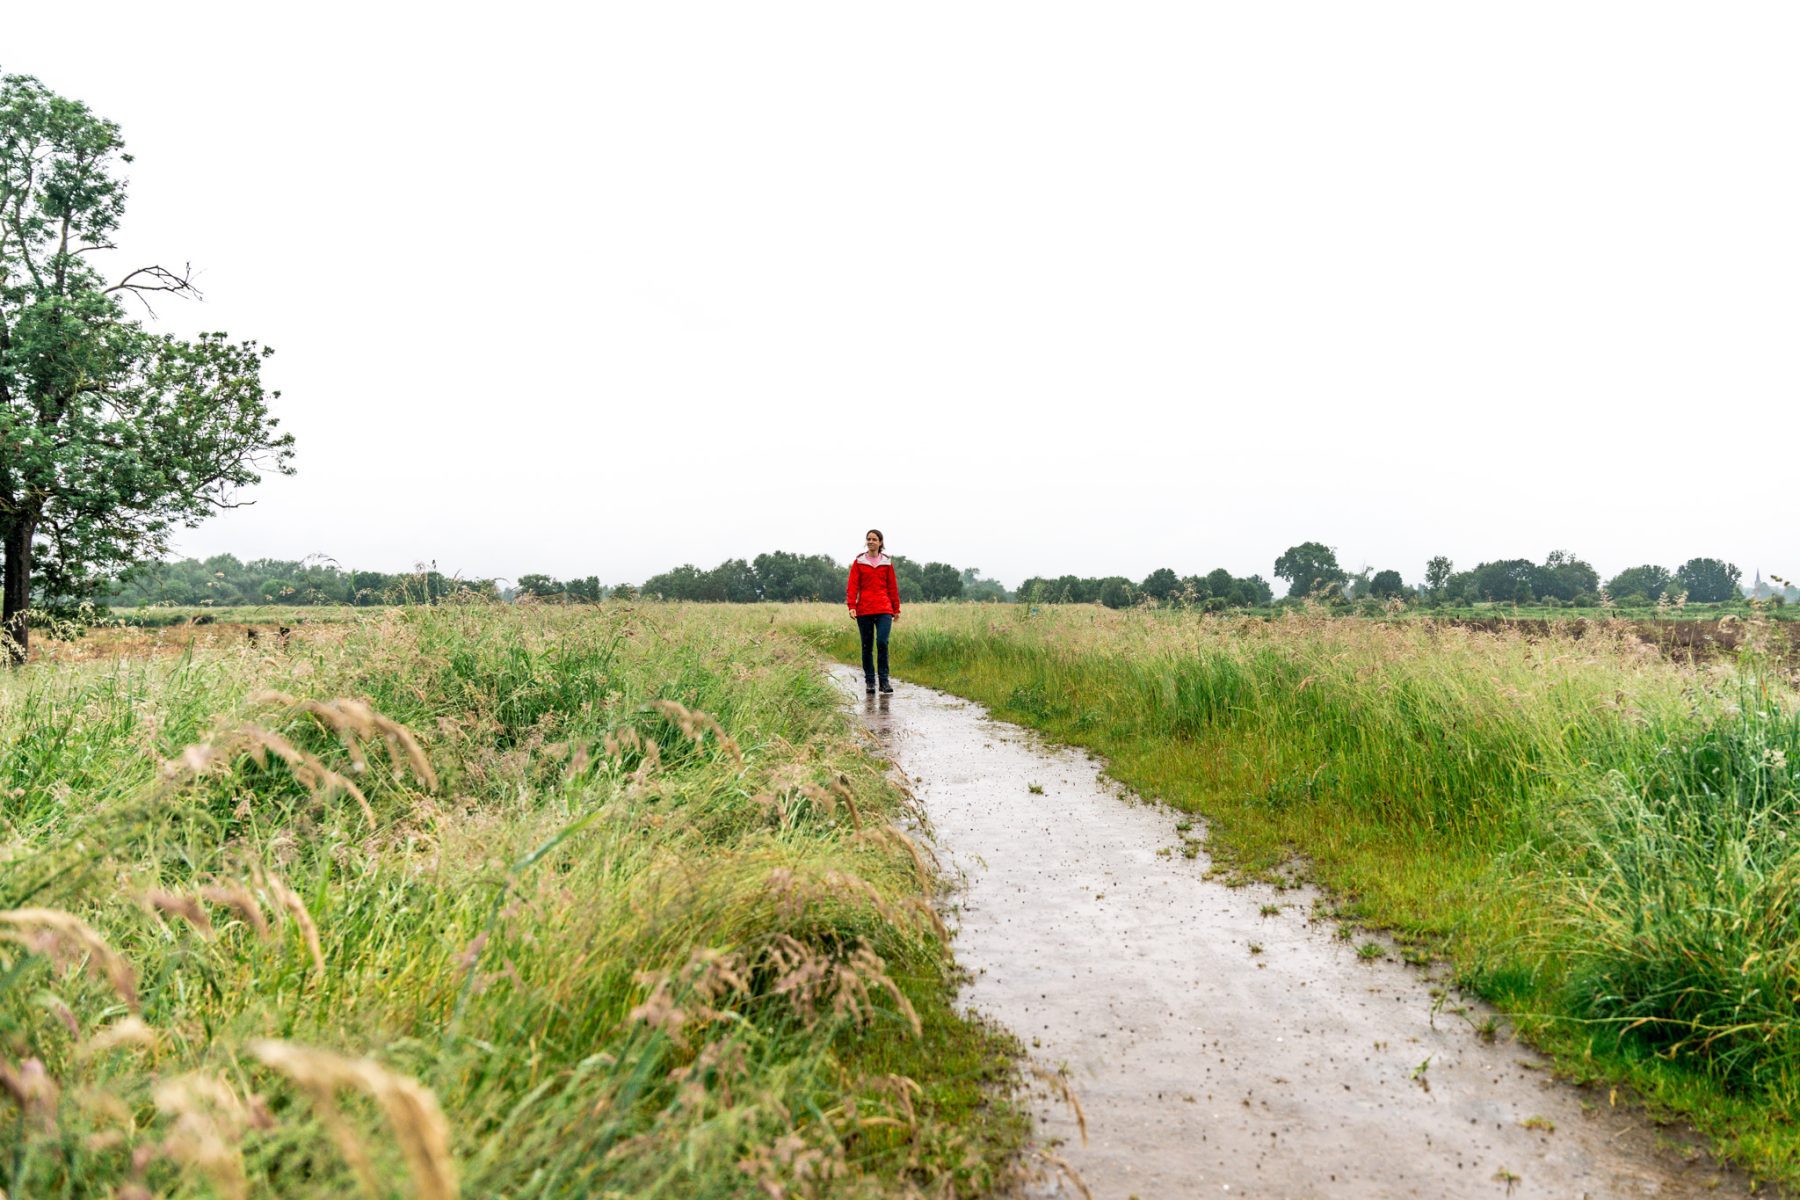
[865,532,882,555]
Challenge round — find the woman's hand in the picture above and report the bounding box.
[892,613,901,624]
[848,607,858,618]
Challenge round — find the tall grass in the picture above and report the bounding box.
[0,603,1023,1198]
[780,601,1800,1180]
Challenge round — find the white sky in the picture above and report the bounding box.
[8,3,1797,589]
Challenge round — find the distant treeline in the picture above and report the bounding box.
[1018,568,1273,610]
[97,546,1793,611]
[641,553,1009,604]
[102,555,497,607]
[96,551,1013,608]
[1425,553,1791,607]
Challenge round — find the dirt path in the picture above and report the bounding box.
[832,667,1751,1199]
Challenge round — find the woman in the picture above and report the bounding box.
[846,529,901,694]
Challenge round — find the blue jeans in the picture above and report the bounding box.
[857,614,892,685]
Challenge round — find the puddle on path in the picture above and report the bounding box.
[832,666,1751,1199]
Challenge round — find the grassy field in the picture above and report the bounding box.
[0,603,1025,1198]
[781,602,1800,1186]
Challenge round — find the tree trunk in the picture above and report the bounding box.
[2,517,33,667]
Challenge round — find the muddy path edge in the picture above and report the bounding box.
[829,663,1767,1199]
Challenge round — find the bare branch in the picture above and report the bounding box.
[105,263,202,305]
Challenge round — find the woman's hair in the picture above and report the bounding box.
[864,529,885,553]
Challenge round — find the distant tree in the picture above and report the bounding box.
[517,573,561,598]
[890,555,927,601]
[1,75,294,662]
[706,558,760,603]
[1273,542,1345,598]
[1055,574,1094,604]
[1203,567,1235,598]
[751,551,799,601]
[1467,559,1537,603]
[1140,567,1181,602]
[1674,557,1742,603]
[960,566,1009,602]
[1370,569,1405,599]
[1534,550,1599,602]
[564,575,604,602]
[642,564,706,600]
[1424,556,1453,598]
[350,570,389,605]
[919,561,964,601]
[1605,564,1670,604]
[1236,574,1273,605]
[1097,576,1137,609]
[1343,567,1373,600]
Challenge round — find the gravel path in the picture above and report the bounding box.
[833,666,1750,1199]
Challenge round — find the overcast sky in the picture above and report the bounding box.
[8,3,1796,589]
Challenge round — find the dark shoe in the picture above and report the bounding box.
[865,680,877,694]
[878,679,894,694]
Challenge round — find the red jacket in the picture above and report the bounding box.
[846,554,901,616]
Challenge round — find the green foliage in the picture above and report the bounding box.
[1140,567,1181,601]
[1676,557,1743,604]
[1607,564,1673,603]
[644,551,1006,604]
[1370,569,1406,599]
[1273,541,1345,598]
[1097,575,1137,609]
[0,73,294,660]
[105,554,493,607]
[1424,556,1454,598]
[1016,566,1267,610]
[1557,689,1800,1095]
[1446,551,1602,605]
[918,561,964,601]
[958,566,1009,602]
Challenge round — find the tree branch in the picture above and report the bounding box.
[105,263,201,317]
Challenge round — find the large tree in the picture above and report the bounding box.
[1370,569,1406,599]
[1533,549,1599,602]
[1273,541,1344,598]
[1424,555,1453,597]
[1605,564,1671,604]
[1673,557,1742,604]
[1139,566,1180,602]
[918,561,964,601]
[1,74,293,662]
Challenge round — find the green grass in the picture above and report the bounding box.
[0,602,1026,1197]
[778,601,1800,1186]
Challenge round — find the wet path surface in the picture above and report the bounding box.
[832,666,1748,1200]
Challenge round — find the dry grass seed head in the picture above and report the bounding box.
[0,908,140,1010]
[153,1073,252,1200]
[252,691,438,792]
[199,882,272,941]
[144,889,213,937]
[81,1016,159,1059]
[164,725,376,828]
[249,1039,457,1200]
[257,869,326,977]
[650,699,744,767]
[0,1056,59,1129]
